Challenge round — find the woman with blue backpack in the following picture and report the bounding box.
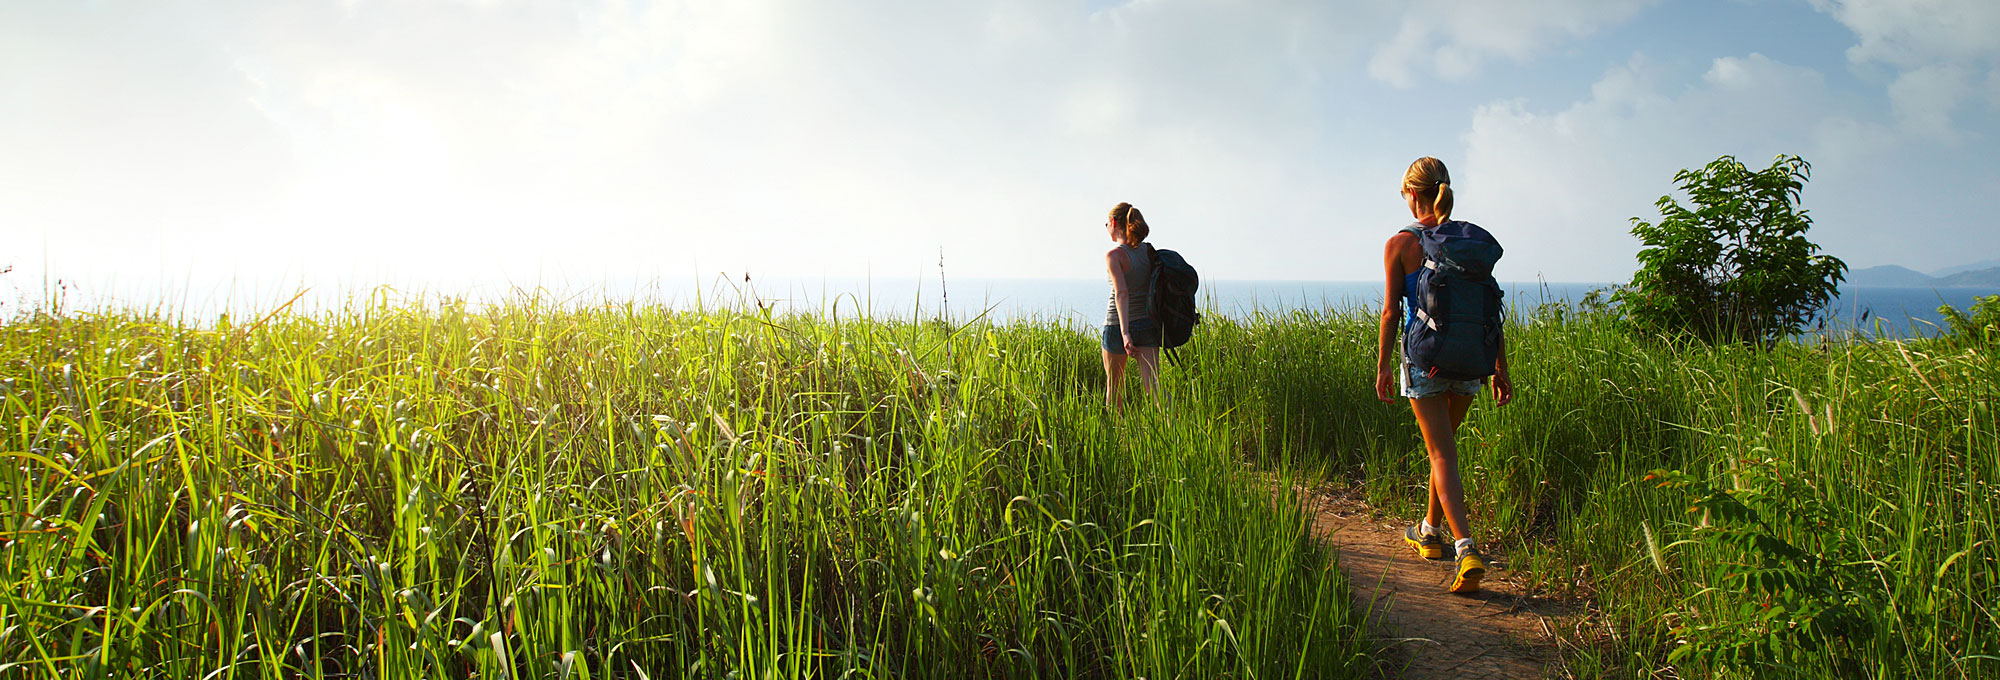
[1103,202,1162,412]
[1375,157,1515,593]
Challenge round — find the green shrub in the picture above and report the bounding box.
[1648,459,1888,674]
[1614,155,1848,345]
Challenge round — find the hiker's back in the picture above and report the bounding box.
[1401,220,1504,381]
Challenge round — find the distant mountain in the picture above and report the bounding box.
[1849,265,1938,287]
[1937,267,2000,287]
[1933,259,2000,278]
[1846,264,2000,288]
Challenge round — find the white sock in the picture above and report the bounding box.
[1454,538,1474,556]
[1420,520,1437,536]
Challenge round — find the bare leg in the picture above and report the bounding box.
[1131,346,1160,400]
[1413,392,1478,541]
[1103,349,1127,412]
[1423,393,1477,533]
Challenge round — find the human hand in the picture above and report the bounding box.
[1375,367,1395,403]
[1492,371,1514,406]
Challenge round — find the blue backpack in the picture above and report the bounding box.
[1402,221,1505,381]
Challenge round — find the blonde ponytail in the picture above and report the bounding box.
[1433,181,1453,223]
[1402,157,1455,223]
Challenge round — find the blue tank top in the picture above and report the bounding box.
[1403,269,1421,331]
[1401,223,1427,331]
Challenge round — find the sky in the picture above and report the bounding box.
[3,0,1998,311]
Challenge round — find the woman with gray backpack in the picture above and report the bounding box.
[1374,156,1515,593]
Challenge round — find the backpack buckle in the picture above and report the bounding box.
[1413,307,1441,331]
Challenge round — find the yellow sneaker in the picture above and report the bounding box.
[1404,524,1447,560]
[1449,547,1488,593]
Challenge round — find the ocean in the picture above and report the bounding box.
[726,277,1999,339]
[21,275,1994,339]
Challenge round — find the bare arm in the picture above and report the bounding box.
[1492,333,1513,405]
[1375,233,1414,402]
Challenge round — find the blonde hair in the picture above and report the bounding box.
[1402,157,1454,223]
[1109,202,1149,246]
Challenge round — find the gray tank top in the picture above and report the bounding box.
[1104,243,1152,326]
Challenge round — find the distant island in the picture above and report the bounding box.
[1849,261,2000,288]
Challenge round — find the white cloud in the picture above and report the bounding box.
[1887,63,1975,139]
[7,0,1985,314]
[27,0,1656,305]
[1367,0,1657,87]
[3,0,1397,298]
[1811,0,2000,136]
[1460,53,1923,282]
[1812,0,2000,67]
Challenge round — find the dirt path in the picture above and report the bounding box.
[1301,485,1581,680]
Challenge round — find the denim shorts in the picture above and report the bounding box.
[1400,362,1484,399]
[1102,318,1162,354]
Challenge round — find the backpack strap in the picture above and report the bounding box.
[1400,224,1443,274]
[1412,307,1440,331]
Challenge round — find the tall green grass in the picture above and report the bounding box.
[1184,304,1998,678]
[0,294,1368,679]
[7,289,1994,678]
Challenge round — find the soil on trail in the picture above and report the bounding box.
[1303,485,1583,680]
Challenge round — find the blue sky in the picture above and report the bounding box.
[2,0,1997,309]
